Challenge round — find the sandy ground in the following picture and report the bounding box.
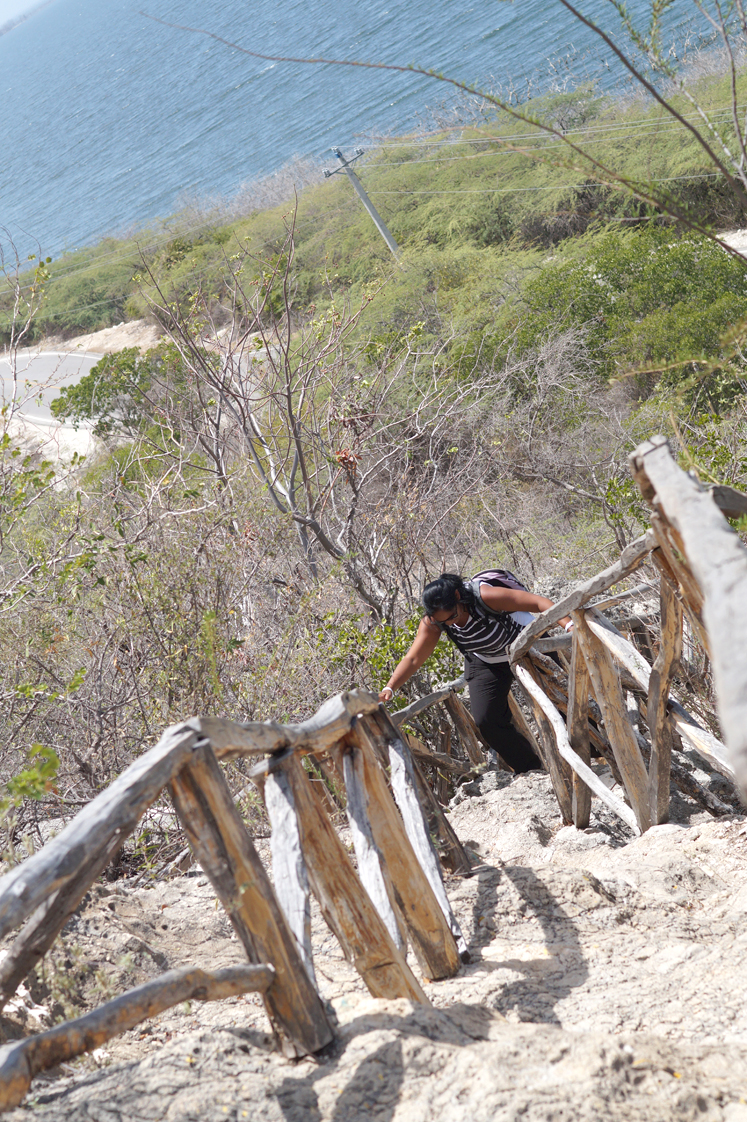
[2,763,747,1121]
[1,320,160,464]
[721,228,747,254]
[37,319,162,357]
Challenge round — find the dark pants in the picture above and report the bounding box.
[465,656,542,774]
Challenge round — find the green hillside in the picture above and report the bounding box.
[0,62,746,829]
[7,66,747,369]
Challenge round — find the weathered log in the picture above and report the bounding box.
[390,684,461,727]
[573,612,651,833]
[532,634,573,653]
[650,513,711,655]
[567,630,592,829]
[709,482,747,519]
[509,530,656,663]
[647,576,683,824]
[513,665,640,834]
[525,655,625,774]
[443,691,486,768]
[0,723,201,941]
[410,754,474,876]
[371,711,470,958]
[630,720,734,818]
[0,964,275,1113]
[435,718,452,804]
[204,690,380,762]
[280,751,427,1003]
[265,771,316,985]
[169,745,333,1057]
[340,748,405,949]
[582,608,736,783]
[630,436,747,798]
[399,727,474,874]
[403,734,476,778]
[516,660,573,824]
[588,582,656,612]
[349,717,462,980]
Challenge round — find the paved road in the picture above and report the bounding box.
[0,350,103,424]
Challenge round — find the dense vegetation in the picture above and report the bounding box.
[2,57,747,873]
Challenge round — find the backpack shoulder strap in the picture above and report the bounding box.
[469,578,496,619]
[470,569,529,617]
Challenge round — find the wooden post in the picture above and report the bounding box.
[340,749,405,950]
[443,691,485,767]
[402,733,475,778]
[264,771,316,985]
[567,631,592,829]
[516,659,573,824]
[0,964,275,1113]
[409,753,474,876]
[573,612,652,833]
[526,651,573,787]
[580,607,735,782]
[279,751,427,1003]
[169,744,333,1058]
[370,711,470,960]
[650,512,710,656]
[647,576,683,824]
[507,690,540,765]
[397,732,475,873]
[349,717,462,980]
[513,665,640,833]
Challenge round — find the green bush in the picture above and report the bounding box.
[510,226,747,384]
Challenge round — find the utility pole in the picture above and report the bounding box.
[323,148,400,259]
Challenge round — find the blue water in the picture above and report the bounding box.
[0,0,697,258]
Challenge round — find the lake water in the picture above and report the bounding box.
[0,0,701,259]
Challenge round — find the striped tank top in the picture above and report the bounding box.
[444,570,532,663]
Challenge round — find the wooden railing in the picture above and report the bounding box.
[0,699,469,1109]
[0,434,745,1110]
[505,435,743,836]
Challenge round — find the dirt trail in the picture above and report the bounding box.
[3,769,747,1121]
[35,319,161,356]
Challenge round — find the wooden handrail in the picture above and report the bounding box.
[630,435,747,797]
[513,664,640,834]
[0,723,201,942]
[0,965,275,1112]
[509,530,656,663]
[2,439,745,1111]
[203,690,380,760]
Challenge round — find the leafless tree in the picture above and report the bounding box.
[135,217,517,622]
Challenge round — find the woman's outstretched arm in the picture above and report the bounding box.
[378,618,442,702]
[480,585,572,629]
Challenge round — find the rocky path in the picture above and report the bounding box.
[3,770,747,1121]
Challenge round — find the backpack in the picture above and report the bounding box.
[467,568,529,620]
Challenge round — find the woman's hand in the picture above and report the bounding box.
[379,618,442,702]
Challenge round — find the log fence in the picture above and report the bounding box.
[0,435,745,1110]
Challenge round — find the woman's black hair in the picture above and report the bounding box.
[422,573,474,615]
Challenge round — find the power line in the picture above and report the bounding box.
[365,171,723,196]
[357,102,743,150]
[12,104,741,286]
[361,122,736,168]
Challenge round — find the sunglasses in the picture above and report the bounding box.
[432,604,461,625]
